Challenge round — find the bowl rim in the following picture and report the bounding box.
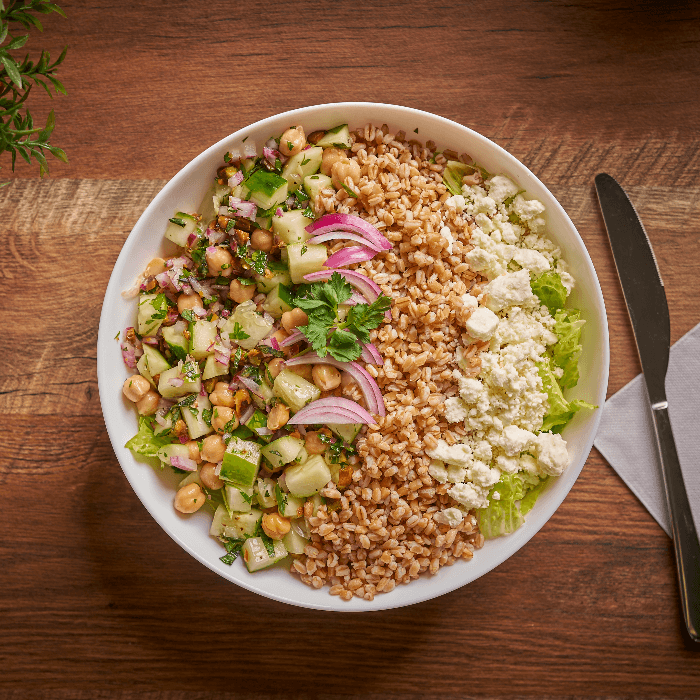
[97,101,610,611]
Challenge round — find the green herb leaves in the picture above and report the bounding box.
[1,1,68,178]
[293,272,391,362]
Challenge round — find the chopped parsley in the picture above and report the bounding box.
[340,183,357,198]
[229,322,251,341]
[219,536,245,565]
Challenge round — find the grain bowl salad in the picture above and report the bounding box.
[119,121,595,601]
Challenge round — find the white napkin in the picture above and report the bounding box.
[594,322,700,536]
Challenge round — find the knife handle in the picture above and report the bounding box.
[650,402,700,642]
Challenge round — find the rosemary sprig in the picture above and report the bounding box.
[0,0,68,181]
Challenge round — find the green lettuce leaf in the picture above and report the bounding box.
[443,160,475,196]
[531,271,567,315]
[125,416,172,458]
[477,472,549,539]
[538,359,596,433]
[551,308,586,389]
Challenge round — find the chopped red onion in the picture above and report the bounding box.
[242,141,257,159]
[120,343,137,369]
[169,377,184,387]
[288,397,376,425]
[275,207,284,217]
[263,146,281,164]
[171,455,197,471]
[239,404,255,424]
[236,375,263,398]
[227,170,244,187]
[305,213,393,251]
[154,412,168,427]
[324,246,378,268]
[142,336,159,346]
[214,462,223,477]
[187,232,198,247]
[193,307,208,318]
[255,427,272,436]
[280,330,304,348]
[206,227,226,245]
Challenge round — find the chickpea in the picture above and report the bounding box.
[209,381,235,407]
[267,357,285,379]
[331,158,361,189]
[281,307,309,333]
[304,431,326,455]
[186,440,202,464]
[288,364,313,381]
[261,512,291,539]
[201,433,225,463]
[229,278,256,304]
[320,148,346,177]
[177,292,203,314]
[250,228,274,252]
[145,257,167,277]
[174,483,206,514]
[312,364,342,391]
[267,402,290,431]
[122,374,150,402]
[200,462,224,490]
[206,246,234,278]
[212,406,237,433]
[279,125,306,157]
[136,389,159,415]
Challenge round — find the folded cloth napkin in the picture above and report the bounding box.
[594,321,700,536]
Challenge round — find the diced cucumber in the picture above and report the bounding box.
[210,504,229,537]
[315,124,352,149]
[261,435,304,470]
[189,320,217,360]
[245,409,272,443]
[273,369,321,413]
[158,359,202,399]
[275,486,305,519]
[164,211,200,247]
[287,243,328,284]
[162,324,188,362]
[253,269,292,294]
[225,484,253,513]
[198,182,230,228]
[294,445,308,465]
[309,492,325,515]
[157,442,192,469]
[262,284,294,319]
[250,378,274,411]
[178,470,202,489]
[245,170,288,210]
[137,293,168,337]
[202,353,229,381]
[181,393,213,440]
[136,345,171,388]
[255,477,277,508]
[243,536,288,572]
[220,300,274,350]
[220,436,262,489]
[328,423,363,444]
[223,508,263,540]
[282,146,323,192]
[284,454,332,498]
[282,527,308,555]
[271,209,313,245]
[303,173,333,202]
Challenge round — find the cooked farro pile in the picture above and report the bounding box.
[121,120,594,601]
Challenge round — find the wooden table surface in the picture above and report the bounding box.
[2,0,700,697]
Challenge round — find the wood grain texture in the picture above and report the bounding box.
[2,0,700,696]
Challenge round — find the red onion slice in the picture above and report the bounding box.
[324,246,377,268]
[235,375,263,398]
[307,231,385,253]
[280,330,304,348]
[239,404,255,425]
[169,377,184,387]
[305,213,393,251]
[171,455,197,471]
[360,343,382,366]
[120,343,137,369]
[263,146,281,164]
[285,353,385,417]
[227,171,244,188]
[242,141,257,159]
[304,269,381,302]
[288,397,376,425]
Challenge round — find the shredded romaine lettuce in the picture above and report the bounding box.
[125,416,172,458]
[538,358,596,433]
[443,160,474,196]
[551,308,585,389]
[531,271,567,315]
[478,472,550,539]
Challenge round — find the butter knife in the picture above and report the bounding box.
[595,172,700,643]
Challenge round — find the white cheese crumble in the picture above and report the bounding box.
[431,174,578,524]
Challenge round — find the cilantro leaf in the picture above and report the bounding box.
[229,322,250,341]
[346,295,392,344]
[298,320,331,356]
[328,328,362,362]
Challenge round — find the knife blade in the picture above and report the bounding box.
[595,172,700,643]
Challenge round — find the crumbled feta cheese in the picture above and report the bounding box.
[513,247,550,276]
[499,425,537,456]
[533,432,570,476]
[426,440,472,468]
[472,439,492,462]
[461,293,478,311]
[434,507,464,528]
[448,482,489,510]
[440,225,455,254]
[512,194,545,223]
[457,374,485,403]
[465,306,500,341]
[445,397,469,424]
[482,269,536,312]
[428,459,448,483]
[486,174,520,204]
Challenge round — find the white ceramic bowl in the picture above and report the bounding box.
[97,102,609,611]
